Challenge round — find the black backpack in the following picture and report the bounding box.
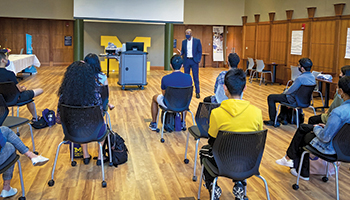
[103,128,128,167]
[161,111,176,132]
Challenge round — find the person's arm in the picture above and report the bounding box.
[0,131,7,150]
[313,112,341,143]
[208,111,218,141]
[197,40,202,63]
[284,76,301,94]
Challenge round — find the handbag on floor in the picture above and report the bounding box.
[309,154,341,176]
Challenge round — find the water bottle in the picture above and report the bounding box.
[175,113,181,131]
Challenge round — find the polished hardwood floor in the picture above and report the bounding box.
[3,66,350,200]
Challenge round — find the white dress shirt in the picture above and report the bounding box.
[186,37,193,58]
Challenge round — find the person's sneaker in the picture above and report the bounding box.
[148,122,157,131]
[31,155,49,166]
[196,93,200,99]
[281,120,288,125]
[263,120,280,127]
[0,187,17,198]
[206,183,222,200]
[276,156,294,168]
[233,181,246,200]
[290,168,309,181]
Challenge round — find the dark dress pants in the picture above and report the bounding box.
[308,114,323,125]
[184,58,200,94]
[267,94,288,121]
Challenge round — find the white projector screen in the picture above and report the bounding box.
[74,0,184,23]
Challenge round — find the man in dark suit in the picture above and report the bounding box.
[178,29,202,98]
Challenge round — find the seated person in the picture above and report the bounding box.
[308,65,350,125]
[148,55,193,131]
[264,58,316,127]
[0,49,43,121]
[276,76,350,180]
[84,53,115,110]
[0,126,48,198]
[200,69,263,200]
[204,53,240,103]
[57,61,106,166]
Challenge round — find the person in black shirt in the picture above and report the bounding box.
[0,50,43,121]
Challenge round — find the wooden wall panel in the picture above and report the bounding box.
[244,25,255,58]
[270,23,287,82]
[256,24,270,61]
[0,17,74,66]
[288,22,310,68]
[226,26,243,69]
[338,19,350,70]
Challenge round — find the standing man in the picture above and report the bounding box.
[178,29,202,99]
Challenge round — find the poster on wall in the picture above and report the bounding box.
[291,30,303,55]
[345,28,350,59]
[213,26,224,61]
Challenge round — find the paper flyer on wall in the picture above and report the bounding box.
[213,26,224,61]
[345,28,350,59]
[291,30,303,55]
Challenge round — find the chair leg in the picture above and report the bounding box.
[311,95,314,106]
[17,106,20,134]
[160,111,167,143]
[107,134,113,166]
[193,139,200,182]
[333,162,339,200]
[318,91,325,107]
[211,177,218,200]
[27,123,37,154]
[294,150,308,188]
[198,164,205,200]
[310,106,316,116]
[286,80,291,89]
[156,107,160,127]
[274,104,281,126]
[48,141,65,186]
[98,142,107,187]
[259,73,263,86]
[184,131,190,163]
[188,110,195,126]
[256,175,270,200]
[17,160,25,199]
[106,111,112,129]
[325,162,329,178]
[295,108,299,128]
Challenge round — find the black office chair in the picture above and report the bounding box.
[292,123,350,200]
[156,86,195,143]
[0,153,26,200]
[48,104,112,188]
[274,85,317,128]
[197,130,270,200]
[184,102,220,182]
[0,81,37,136]
[0,95,37,154]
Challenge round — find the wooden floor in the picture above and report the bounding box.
[3,66,350,200]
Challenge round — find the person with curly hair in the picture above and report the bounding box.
[84,53,114,110]
[57,61,106,165]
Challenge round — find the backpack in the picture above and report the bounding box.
[31,109,56,129]
[161,111,175,132]
[103,128,128,167]
[277,105,304,125]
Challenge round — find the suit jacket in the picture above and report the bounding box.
[181,37,202,64]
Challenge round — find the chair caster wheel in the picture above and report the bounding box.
[184,159,189,164]
[109,162,113,166]
[71,161,77,166]
[292,184,299,190]
[19,197,26,200]
[160,138,165,143]
[48,180,55,187]
[322,177,328,182]
[102,181,107,188]
[33,151,39,155]
[156,128,160,133]
[192,176,197,181]
[16,132,20,136]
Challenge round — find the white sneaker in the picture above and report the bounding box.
[290,168,309,181]
[31,155,49,166]
[276,156,294,168]
[0,187,17,198]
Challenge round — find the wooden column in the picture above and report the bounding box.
[285,10,293,84]
[307,7,316,58]
[334,3,346,73]
[254,14,260,59]
[242,16,247,59]
[268,12,275,62]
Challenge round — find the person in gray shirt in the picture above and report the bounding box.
[264,58,316,127]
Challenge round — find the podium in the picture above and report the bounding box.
[118,51,148,90]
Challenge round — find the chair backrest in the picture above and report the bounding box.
[247,57,255,70]
[0,82,20,106]
[0,95,9,126]
[164,86,193,112]
[294,85,316,108]
[290,66,302,81]
[99,85,109,111]
[59,104,105,143]
[195,102,221,138]
[255,59,265,72]
[212,129,268,180]
[332,123,350,162]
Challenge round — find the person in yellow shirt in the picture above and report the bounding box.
[200,68,263,200]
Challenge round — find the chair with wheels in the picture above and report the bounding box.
[251,60,273,85]
[47,104,112,188]
[0,153,26,200]
[0,81,37,136]
[274,85,317,128]
[311,71,325,107]
[183,102,220,182]
[285,66,302,89]
[197,129,270,200]
[246,57,256,82]
[156,86,195,143]
[0,95,37,155]
[292,123,350,200]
